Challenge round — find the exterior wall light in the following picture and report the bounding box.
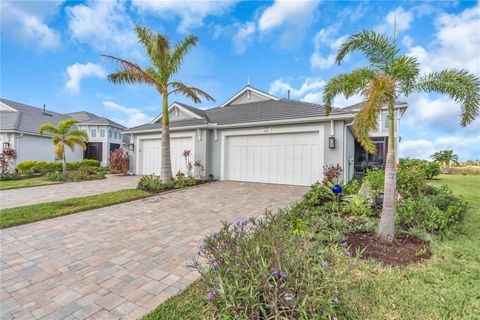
[3,142,10,149]
[128,143,134,151]
[328,137,336,149]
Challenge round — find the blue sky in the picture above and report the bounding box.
[1,0,479,160]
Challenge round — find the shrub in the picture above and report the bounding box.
[0,148,16,176]
[396,185,468,232]
[109,148,129,174]
[67,162,80,171]
[399,158,440,180]
[448,166,480,175]
[80,159,100,167]
[16,160,37,174]
[344,178,361,195]
[45,172,67,181]
[362,168,384,197]
[137,175,164,191]
[322,164,343,184]
[193,207,358,319]
[304,182,336,207]
[341,195,373,217]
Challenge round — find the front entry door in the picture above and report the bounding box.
[84,142,103,163]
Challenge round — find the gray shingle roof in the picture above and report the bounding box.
[0,99,127,135]
[124,98,355,133]
[0,98,72,135]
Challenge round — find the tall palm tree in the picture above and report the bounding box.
[103,25,215,181]
[39,119,88,174]
[432,150,459,173]
[323,30,479,242]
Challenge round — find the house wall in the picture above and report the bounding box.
[78,125,125,165]
[230,92,270,105]
[0,133,83,167]
[344,125,356,182]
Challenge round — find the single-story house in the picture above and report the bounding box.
[0,98,127,167]
[124,85,407,186]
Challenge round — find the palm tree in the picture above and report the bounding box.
[323,30,479,242]
[103,25,215,181]
[432,150,459,173]
[39,119,89,174]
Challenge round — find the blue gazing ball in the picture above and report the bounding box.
[332,184,343,194]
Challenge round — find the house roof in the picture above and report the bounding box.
[0,98,72,135]
[0,99,127,136]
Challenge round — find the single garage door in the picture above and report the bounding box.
[225,132,322,186]
[140,136,193,176]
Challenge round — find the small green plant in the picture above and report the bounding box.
[80,159,100,167]
[341,195,373,217]
[45,172,67,181]
[16,160,37,174]
[362,168,385,198]
[137,175,163,191]
[208,173,214,182]
[415,246,429,257]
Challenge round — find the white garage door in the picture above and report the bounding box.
[225,132,322,186]
[140,136,193,176]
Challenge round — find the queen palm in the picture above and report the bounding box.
[103,25,215,181]
[431,150,459,173]
[323,30,479,242]
[39,119,88,174]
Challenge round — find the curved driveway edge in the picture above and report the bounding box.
[0,181,307,320]
[0,175,140,209]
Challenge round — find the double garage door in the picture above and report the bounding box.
[225,132,322,186]
[140,136,193,176]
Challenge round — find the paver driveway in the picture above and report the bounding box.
[0,175,140,209]
[0,181,307,320]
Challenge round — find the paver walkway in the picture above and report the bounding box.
[0,175,140,209]
[0,181,307,320]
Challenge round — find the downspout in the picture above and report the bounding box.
[343,121,354,184]
[15,133,24,168]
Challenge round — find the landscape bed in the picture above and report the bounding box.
[143,173,478,319]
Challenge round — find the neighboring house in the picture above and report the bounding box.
[123,85,407,186]
[0,98,127,167]
[68,111,127,165]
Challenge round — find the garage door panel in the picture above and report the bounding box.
[140,137,193,176]
[225,132,322,186]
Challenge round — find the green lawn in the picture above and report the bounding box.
[143,174,480,319]
[0,189,151,228]
[0,176,59,190]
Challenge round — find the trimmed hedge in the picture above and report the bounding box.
[16,159,100,174]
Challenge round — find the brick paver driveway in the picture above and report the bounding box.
[0,181,307,319]
[0,175,140,209]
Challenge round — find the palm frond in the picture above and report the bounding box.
[336,30,399,66]
[322,68,378,115]
[169,35,198,76]
[38,123,58,136]
[68,129,89,142]
[412,69,480,126]
[135,25,169,72]
[54,143,64,159]
[382,55,420,94]
[103,54,158,87]
[64,136,87,151]
[354,75,396,153]
[51,134,62,145]
[169,82,215,103]
[57,119,79,134]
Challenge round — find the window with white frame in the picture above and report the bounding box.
[108,129,112,138]
[91,128,96,137]
[100,128,105,137]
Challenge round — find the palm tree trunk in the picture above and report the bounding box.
[378,102,396,242]
[160,94,173,181]
[62,145,67,175]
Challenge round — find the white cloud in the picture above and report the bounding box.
[232,21,256,54]
[66,63,106,93]
[66,0,138,56]
[376,7,413,35]
[102,101,153,128]
[310,27,347,70]
[333,94,364,108]
[402,35,413,47]
[258,0,320,32]
[407,3,480,75]
[400,136,480,160]
[132,0,237,33]
[270,77,325,98]
[1,0,62,49]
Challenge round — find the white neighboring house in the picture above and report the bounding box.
[0,99,127,167]
[124,85,407,185]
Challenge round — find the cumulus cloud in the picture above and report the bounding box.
[1,0,62,49]
[376,7,413,34]
[270,77,325,98]
[66,0,138,56]
[232,21,256,54]
[66,62,106,93]
[407,3,480,76]
[400,136,480,160]
[102,101,153,128]
[310,27,347,70]
[132,0,237,33]
[258,0,320,32]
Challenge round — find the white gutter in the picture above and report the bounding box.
[123,113,356,134]
[343,121,354,184]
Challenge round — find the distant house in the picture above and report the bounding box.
[124,85,407,185]
[0,99,127,167]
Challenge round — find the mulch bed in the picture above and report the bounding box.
[346,233,432,267]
